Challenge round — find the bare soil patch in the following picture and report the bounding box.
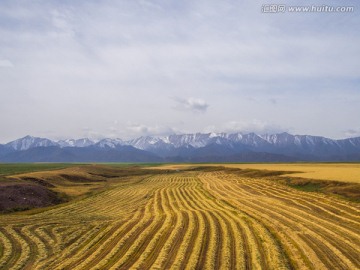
[0,184,65,213]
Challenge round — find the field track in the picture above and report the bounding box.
[0,167,359,269]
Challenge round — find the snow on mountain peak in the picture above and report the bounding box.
[6,135,57,151]
[3,133,360,159]
[96,138,124,148]
[58,138,96,147]
[209,132,218,138]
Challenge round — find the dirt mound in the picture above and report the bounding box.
[20,176,56,187]
[59,173,106,182]
[0,184,65,213]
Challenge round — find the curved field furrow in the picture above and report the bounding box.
[184,180,236,269]
[261,186,360,229]
[195,211,216,270]
[40,224,99,269]
[179,189,210,269]
[211,174,360,248]
[0,166,359,269]
[169,177,206,269]
[178,175,266,269]
[201,179,278,268]
[109,190,167,269]
[2,226,31,270]
[239,186,360,254]
[192,180,255,269]
[0,229,13,269]
[213,170,354,210]
[207,212,224,270]
[299,233,349,269]
[151,187,187,269]
[34,226,56,256]
[187,183,236,269]
[0,228,21,270]
[202,175,321,269]
[195,181,277,269]
[81,197,155,269]
[226,179,353,247]
[237,197,340,269]
[186,210,207,270]
[21,225,48,270]
[237,183,360,259]
[58,222,115,269]
[200,172,360,270]
[131,188,178,269]
[213,210,236,270]
[235,178,360,231]
[224,173,360,222]
[168,187,200,269]
[70,219,136,269]
[236,219,252,270]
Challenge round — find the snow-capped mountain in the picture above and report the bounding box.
[125,132,360,159]
[128,133,238,150]
[95,138,124,148]
[1,132,360,162]
[5,135,58,151]
[127,136,167,150]
[58,138,96,148]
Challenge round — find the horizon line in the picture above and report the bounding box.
[2,131,360,145]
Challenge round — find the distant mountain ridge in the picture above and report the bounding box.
[1,133,360,162]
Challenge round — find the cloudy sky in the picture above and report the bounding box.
[0,0,359,143]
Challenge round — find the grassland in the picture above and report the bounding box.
[0,163,359,269]
[0,163,81,177]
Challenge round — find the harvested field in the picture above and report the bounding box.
[0,164,359,269]
[155,163,360,183]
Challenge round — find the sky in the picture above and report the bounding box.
[0,0,359,143]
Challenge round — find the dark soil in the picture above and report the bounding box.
[20,177,56,187]
[59,173,106,182]
[0,184,65,213]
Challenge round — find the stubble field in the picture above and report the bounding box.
[0,163,359,269]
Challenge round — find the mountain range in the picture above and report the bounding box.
[1,133,360,162]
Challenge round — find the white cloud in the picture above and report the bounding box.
[79,127,103,140]
[207,120,287,135]
[0,59,14,68]
[0,1,359,142]
[50,9,76,38]
[126,123,179,138]
[173,97,209,113]
[345,128,360,138]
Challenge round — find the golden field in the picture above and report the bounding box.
[155,163,360,183]
[0,164,359,269]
